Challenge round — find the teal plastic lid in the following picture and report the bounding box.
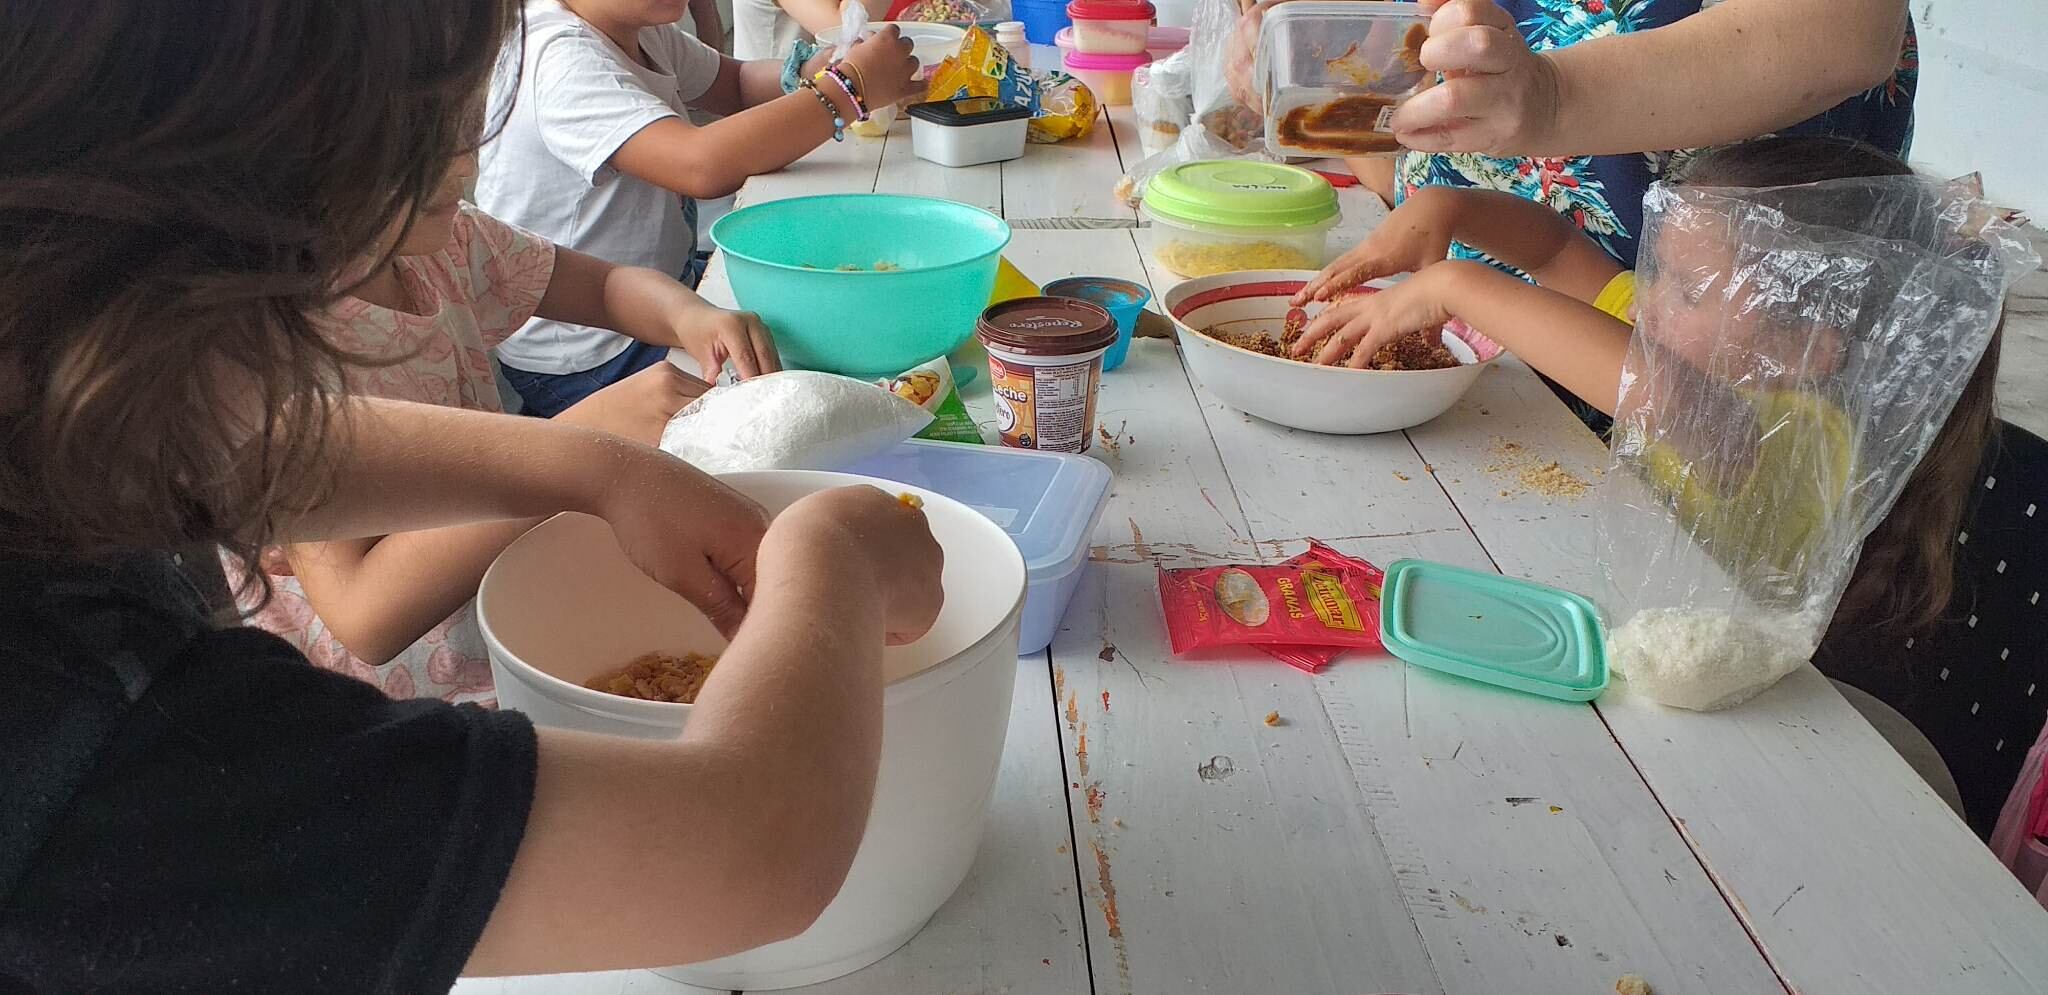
[1378,560,1608,701]
[1142,160,1340,230]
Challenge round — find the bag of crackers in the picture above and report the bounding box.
[1159,541,1385,672]
[925,26,1096,144]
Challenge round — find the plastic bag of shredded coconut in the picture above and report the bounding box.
[659,370,933,473]
[1596,173,2037,710]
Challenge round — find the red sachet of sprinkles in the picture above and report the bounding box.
[1159,541,1385,666]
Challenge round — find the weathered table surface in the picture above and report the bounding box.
[462,90,2048,995]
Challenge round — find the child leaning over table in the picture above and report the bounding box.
[476,0,920,416]
[232,138,780,705]
[1293,136,2047,891]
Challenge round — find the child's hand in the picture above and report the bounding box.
[762,486,944,646]
[671,305,781,381]
[1292,265,1460,368]
[596,449,772,638]
[838,26,920,109]
[555,362,711,447]
[1293,186,1464,305]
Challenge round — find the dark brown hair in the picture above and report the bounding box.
[1669,136,2003,635]
[0,0,522,568]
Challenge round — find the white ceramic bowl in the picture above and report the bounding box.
[1163,270,1503,434]
[477,470,1027,990]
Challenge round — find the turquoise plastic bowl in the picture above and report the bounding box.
[711,195,1012,376]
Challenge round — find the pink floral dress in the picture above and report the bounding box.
[228,205,557,706]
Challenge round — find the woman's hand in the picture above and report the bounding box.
[761,486,945,646]
[594,443,773,638]
[1292,186,1464,304]
[554,362,710,448]
[670,304,780,381]
[1389,0,1563,155]
[1292,263,1466,368]
[837,25,921,109]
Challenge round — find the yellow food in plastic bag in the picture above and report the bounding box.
[925,27,1095,145]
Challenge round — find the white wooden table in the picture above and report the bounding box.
[464,95,2048,995]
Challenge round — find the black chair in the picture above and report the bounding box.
[1820,421,2048,838]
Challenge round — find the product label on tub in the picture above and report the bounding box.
[989,353,1102,455]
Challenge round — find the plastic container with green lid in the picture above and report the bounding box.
[1378,559,1609,702]
[1139,160,1340,278]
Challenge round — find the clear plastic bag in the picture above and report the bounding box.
[1115,0,1277,206]
[1132,53,1195,158]
[1598,175,2039,710]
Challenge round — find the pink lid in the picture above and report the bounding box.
[1064,49,1150,70]
[1065,0,1155,20]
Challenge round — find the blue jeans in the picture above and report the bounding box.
[499,339,672,418]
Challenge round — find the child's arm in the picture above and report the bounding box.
[282,366,710,665]
[1297,185,1624,305]
[690,0,725,49]
[536,246,779,380]
[609,29,920,198]
[769,0,895,43]
[1295,259,1633,415]
[465,486,943,974]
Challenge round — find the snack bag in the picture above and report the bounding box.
[1029,70,1097,144]
[879,359,984,444]
[1253,542,1383,671]
[926,27,1096,144]
[1160,543,1386,655]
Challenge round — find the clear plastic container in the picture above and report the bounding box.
[1062,50,1146,105]
[1254,1,1432,157]
[844,439,1114,655]
[1139,160,1339,278]
[1131,60,1192,158]
[1065,0,1155,55]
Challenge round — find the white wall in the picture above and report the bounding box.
[1908,0,2048,217]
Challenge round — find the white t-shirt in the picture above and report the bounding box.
[478,1,724,375]
[731,0,806,61]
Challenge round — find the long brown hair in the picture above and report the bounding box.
[1668,136,2003,635]
[0,0,522,570]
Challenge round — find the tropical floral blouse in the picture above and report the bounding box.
[1396,0,1918,268]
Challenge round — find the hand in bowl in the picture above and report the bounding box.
[1294,263,1461,368]
[1293,185,1465,305]
[596,446,773,637]
[762,486,944,646]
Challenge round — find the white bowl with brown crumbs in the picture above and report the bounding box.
[1162,271,1504,435]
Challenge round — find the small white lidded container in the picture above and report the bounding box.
[1065,0,1156,55]
[908,97,1033,168]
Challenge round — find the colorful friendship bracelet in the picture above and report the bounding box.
[814,67,868,123]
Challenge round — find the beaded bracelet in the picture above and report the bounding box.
[815,67,868,123]
[797,77,846,141]
[838,61,869,106]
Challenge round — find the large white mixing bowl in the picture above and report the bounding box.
[1165,270,1503,435]
[477,470,1027,990]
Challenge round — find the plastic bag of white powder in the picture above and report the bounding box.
[1596,175,2035,710]
[658,370,933,474]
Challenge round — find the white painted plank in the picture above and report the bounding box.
[729,128,886,210]
[1030,234,1445,995]
[1001,105,1135,224]
[872,115,1003,217]
[453,969,725,995]
[1134,263,1783,993]
[1406,353,2048,993]
[771,653,1091,995]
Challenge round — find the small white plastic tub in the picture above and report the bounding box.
[908,97,1032,167]
[1065,0,1155,54]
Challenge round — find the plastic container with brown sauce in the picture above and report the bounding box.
[1254,1,1432,157]
[978,297,1119,454]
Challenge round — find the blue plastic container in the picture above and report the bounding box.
[846,439,1112,656]
[711,195,1011,377]
[1042,276,1151,370]
[1013,0,1073,45]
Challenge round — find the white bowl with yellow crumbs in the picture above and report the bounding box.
[1140,159,1339,278]
[478,470,1027,990]
[1164,271,1504,434]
